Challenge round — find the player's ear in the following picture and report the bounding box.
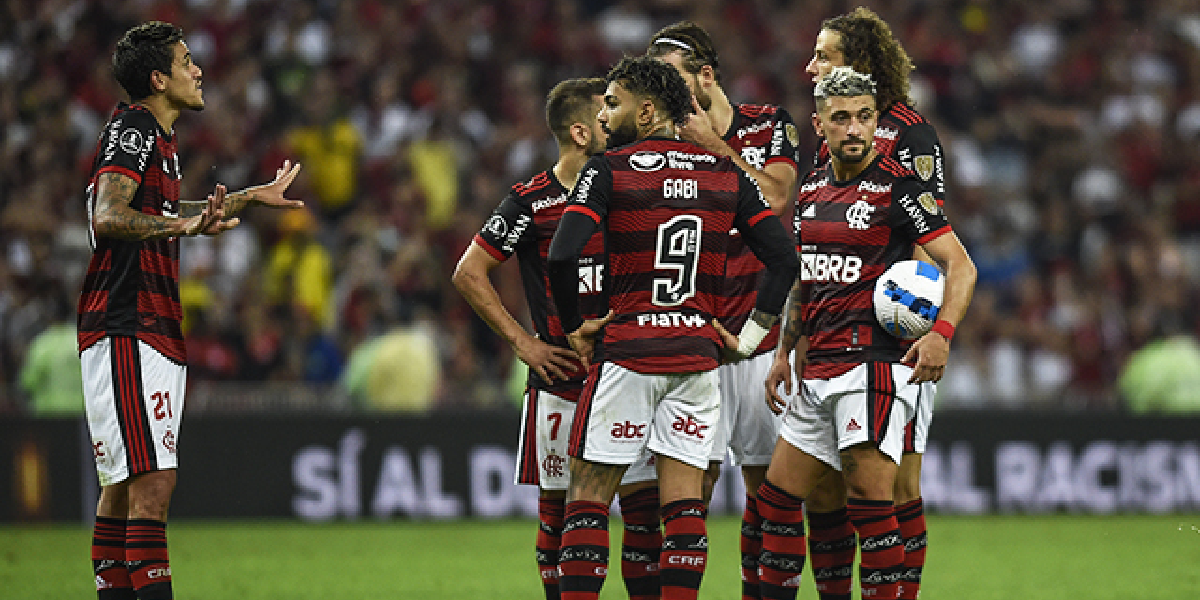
[569,122,590,148]
[698,64,716,87]
[638,98,656,127]
[811,111,823,138]
[151,70,168,94]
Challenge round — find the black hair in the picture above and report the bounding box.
[545,77,607,145]
[605,55,692,126]
[646,20,721,83]
[112,21,184,101]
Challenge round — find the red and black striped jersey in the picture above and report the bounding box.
[550,137,795,374]
[719,103,801,357]
[794,154,951,378]
[78,103,185,364]
[473,168,605,401]
[817,101,946,207]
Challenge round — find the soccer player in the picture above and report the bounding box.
[764,8,951,599]
[547,55,799,600]
[646,23,802,599]
[452,77,662,600]
[79,21,303,600]
[755,67,975,600]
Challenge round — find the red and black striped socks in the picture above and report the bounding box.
[126,519,172,599]
[807,507,856,600]
[537,496,566,600]
[618,487,662,600]
[558,500,610,600]
[756,480,806,600]
[847,498,903,599]
[895,498,927,600]
[92,516,135,600]
[739,493,764,600]
[659,499,708,600]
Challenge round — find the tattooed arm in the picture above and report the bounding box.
[93,172,236,240]
[764,280,807,414]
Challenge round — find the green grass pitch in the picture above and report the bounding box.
[3,515,1198,599]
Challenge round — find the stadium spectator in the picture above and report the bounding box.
[646,20,802,598]
[77,21,304,600]
[546,56,798,600]
[263,207,334,330]
[756,67,975,600]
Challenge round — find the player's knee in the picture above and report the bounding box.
[806,477,847,511]
[127,470,176,520]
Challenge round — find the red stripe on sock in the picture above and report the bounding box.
[847,499,902,600]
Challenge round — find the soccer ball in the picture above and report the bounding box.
[873,260,944,340]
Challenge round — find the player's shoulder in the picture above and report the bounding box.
[510,169,561,197]
[875,154,917,180]
[734,102,781,119]
[615,137,729,170]
[109,103,160,133]
[880,101,929,129]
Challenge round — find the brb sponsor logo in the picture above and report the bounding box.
[672,415,708,440]
[800,253,863,283]
[611,421,647,439]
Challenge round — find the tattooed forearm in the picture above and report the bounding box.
[566,458,626,503]
[222,189,256,217]
[92,173,182,240]
[777,281,805,353]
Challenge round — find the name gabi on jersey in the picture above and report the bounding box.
[532,193,569,212]
[800,253,863,283]
[666,150,717,170]
[663,178,698,198]
[636,312,706,327]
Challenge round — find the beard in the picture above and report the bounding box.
[830,138,870,164]
[604,118,639,149]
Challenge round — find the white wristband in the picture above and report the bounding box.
[736,319,771,358]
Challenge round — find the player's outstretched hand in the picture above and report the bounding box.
[184,184,240,236]
[515,335,583,384]
[253,160,305,209]
[902,330,950,384]
[764,353,792,415]
[566,310,614,371]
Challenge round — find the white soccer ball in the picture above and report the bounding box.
[873,260,945,340]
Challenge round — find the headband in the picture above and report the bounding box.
[654,37,693,52]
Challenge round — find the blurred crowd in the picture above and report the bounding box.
[3,0,1200,415]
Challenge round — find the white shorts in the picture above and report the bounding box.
[82,337,186,486]
[710,352,783,466]
[906,381,935,454]
[570,363,719,470]
[779,362,917,471]
[515,389,656,491]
